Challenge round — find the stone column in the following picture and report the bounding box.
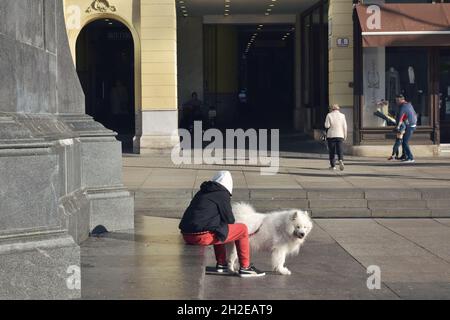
[328,0,354,144]
[293,13,304,131]
[139,0,179,153]
[177,17,204,107]
[0,0,133,299]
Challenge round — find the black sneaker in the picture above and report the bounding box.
[215,264,228,273]
[238,264,266,278]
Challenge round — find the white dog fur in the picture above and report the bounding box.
[227,202,313,275]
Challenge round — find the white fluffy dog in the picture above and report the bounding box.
[227,202,313,275]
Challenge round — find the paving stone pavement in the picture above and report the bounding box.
[77,147,450,299]
[81,216,206,300]
[80,216,450,299]
[123,152,450,218]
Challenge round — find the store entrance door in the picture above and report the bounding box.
[439,50,450,143]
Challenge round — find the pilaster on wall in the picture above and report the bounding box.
[328,0,354,143]
[140,0,179,152]
[177,17,204,106]
[294,13,304,131]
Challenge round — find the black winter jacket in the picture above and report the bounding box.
[179,181,234,241]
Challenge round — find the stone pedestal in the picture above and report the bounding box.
[140,110,179,153]
[0,0,134,299]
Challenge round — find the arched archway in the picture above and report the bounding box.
[76,18,135,152]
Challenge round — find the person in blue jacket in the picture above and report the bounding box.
[395,95,417,163]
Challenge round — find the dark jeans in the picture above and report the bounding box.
[402,126,416,160]
[392,138,403,157]
[327,138,344,167]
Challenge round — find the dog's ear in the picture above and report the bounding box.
[291,211,298,220]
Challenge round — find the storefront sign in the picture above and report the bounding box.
[356,3,450,47]
[366,5,381,30]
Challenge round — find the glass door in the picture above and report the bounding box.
[439,50,450,143]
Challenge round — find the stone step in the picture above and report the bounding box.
[131,188,450,218]
[420,189,450,199]
[429,209,450,217]
[307,190,365,199]
[310,208,371,218]
[309,199,367,208]
[133,188,193,199]
[365,190,422,200]
[371,208,432,218]
[250,189,307,200]
[248,200,309,212]
[131,188,450,201]
[439,144,450,157]
[367,200,428,209]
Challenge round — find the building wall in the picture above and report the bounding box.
[328,0,354,144]
[63,0,178,152]
[140,0,178,151]
[177,17,204,107]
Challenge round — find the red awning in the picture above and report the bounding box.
[356,3,450,47]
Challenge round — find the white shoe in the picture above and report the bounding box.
[329,166,336,170]
[404,159,415,163]
[339,160,345,171]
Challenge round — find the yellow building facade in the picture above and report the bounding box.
[63,0,449,156]
[64,0,178,153]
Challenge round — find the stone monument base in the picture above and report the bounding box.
[0,234,80,299]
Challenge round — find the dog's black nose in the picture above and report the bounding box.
[298,232,305,238]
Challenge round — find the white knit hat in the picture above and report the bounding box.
[211,171,233,195]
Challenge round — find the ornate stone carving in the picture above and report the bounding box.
[86,0,116,13]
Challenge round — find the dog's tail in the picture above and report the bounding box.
[232,202,257,215]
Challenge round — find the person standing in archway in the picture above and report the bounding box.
[181,92,203,131]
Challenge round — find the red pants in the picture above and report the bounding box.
[183,223,250,268]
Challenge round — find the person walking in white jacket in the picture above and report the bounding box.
[324,104,348,171]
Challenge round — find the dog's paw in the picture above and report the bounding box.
[275,267,292,275]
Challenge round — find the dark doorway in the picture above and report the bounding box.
[202,24,295,133]
[76,19,135,152]
[439,49,450,144]
[239,25,295,132]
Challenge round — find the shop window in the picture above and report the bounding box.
[362,47,430,128]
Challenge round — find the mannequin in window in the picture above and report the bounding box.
[367,60,380,89]
[386,67,401,104]
[405,66,418,107]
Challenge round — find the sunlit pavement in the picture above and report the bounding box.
[78,150,450,299]
[80,215,450,299]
